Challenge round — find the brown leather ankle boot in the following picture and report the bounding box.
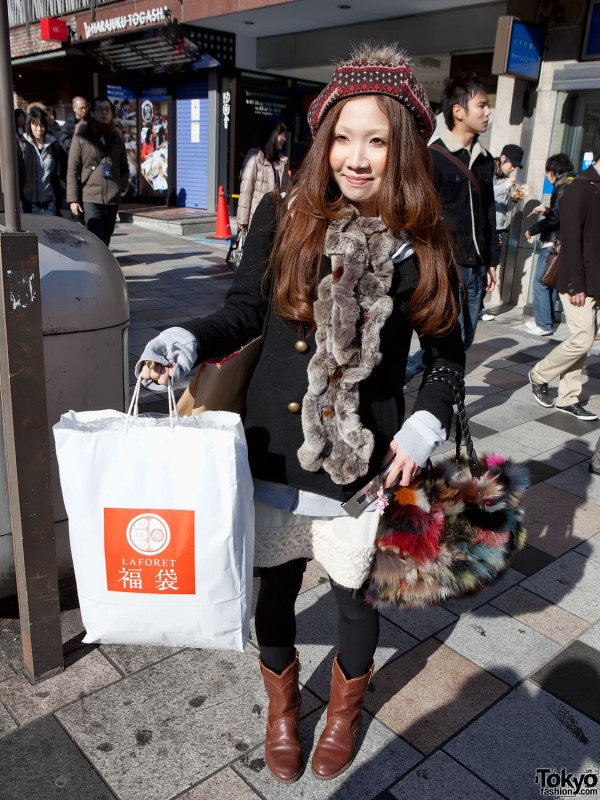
[259,651,302,783]
[311,655,374,780]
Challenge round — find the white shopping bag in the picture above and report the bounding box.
[53,381,255,651]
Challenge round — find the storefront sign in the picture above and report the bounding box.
[492,16,544,82]
[40,17,68,42]
[83,7,166,39]
[222,91,231,130]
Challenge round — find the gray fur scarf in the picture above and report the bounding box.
[297,208,405,484]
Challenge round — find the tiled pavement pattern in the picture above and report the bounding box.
[1,221,600,800]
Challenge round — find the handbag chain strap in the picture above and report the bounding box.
[424,366,483,477]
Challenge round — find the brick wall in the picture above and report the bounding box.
[10,17,77,59]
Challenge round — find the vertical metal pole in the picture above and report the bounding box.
[0,2,20,233]
[0,2,63,682]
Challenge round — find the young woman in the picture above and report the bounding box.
[139,44,465,783]
[237,120,290,230]
[20,106,61,215]
[479,144,525,320]
[493,144,524,237]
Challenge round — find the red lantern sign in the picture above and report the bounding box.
[40,18,69,42]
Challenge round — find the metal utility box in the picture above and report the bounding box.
[0,215,129,597]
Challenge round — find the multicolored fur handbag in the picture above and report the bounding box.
[364,368,529,610]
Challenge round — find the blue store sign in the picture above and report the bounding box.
[506,20,544,81]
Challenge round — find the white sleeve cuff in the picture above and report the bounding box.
[393,410,448,467]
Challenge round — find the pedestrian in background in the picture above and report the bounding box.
[528,133,600,421]
[59,95,89,155]
[139,43,464,784]
[237,121,290,231]
[524,153,575,336]
[43,105,63,140]
[19,106,62,216]
[479,143,525,320]
[67,96,129,246]
[405,73,499,382]
[14,107,26,143]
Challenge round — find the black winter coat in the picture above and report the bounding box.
[182,195,465,501]
[59,113,79,154]
[526,172,575,244]
[556,166,600,297]
[430,138,500,267]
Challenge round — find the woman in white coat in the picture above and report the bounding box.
[237,121,290,230]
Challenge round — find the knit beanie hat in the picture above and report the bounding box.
[307,43,436,142]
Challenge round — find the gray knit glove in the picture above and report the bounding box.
[135,326,198,393]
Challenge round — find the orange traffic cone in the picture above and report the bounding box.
[210,185,232,239]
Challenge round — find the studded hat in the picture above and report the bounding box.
[307,44,436,142]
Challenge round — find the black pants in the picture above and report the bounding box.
[255,558,379,679]
[83,202,118,247]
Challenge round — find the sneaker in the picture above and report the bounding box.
[527,324,553,336]
[480,313,495,321]
[529,370,553,408]
[525,320,537,329]
[555,403,599,421]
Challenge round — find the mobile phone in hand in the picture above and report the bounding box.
[341,461,394,519]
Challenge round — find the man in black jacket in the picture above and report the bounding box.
[59,96,89,155]
[528,131,600,420]
[405,74,499,381]
[430,74,499,346]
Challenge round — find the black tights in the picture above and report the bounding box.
[255,558,379,679]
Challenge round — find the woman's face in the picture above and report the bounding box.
[546,170,557,185]
[276,131,286,151]
[500,155,517,176]
[329,96,390,217]
[30,119,45,141]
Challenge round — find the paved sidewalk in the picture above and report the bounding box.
[1,221,600,800]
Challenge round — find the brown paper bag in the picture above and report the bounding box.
[176,337,262,416]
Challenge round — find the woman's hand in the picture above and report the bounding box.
[70,202,83,217]
[140,360,177,386]
[532,204,547,215]
[381,440,421,488]
[504,176,516,189]
[136,327,198,392]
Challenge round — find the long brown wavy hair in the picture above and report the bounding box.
[270,94,460,336]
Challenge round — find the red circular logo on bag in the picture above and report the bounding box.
[126,513,171,555]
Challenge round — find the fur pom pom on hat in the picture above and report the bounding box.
[307,43,436,141]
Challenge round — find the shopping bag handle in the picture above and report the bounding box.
[127,374,178,429]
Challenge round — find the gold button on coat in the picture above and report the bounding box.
[287,401,301,414]
[294,339,309,353]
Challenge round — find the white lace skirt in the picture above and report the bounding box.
[253,497,381,590]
